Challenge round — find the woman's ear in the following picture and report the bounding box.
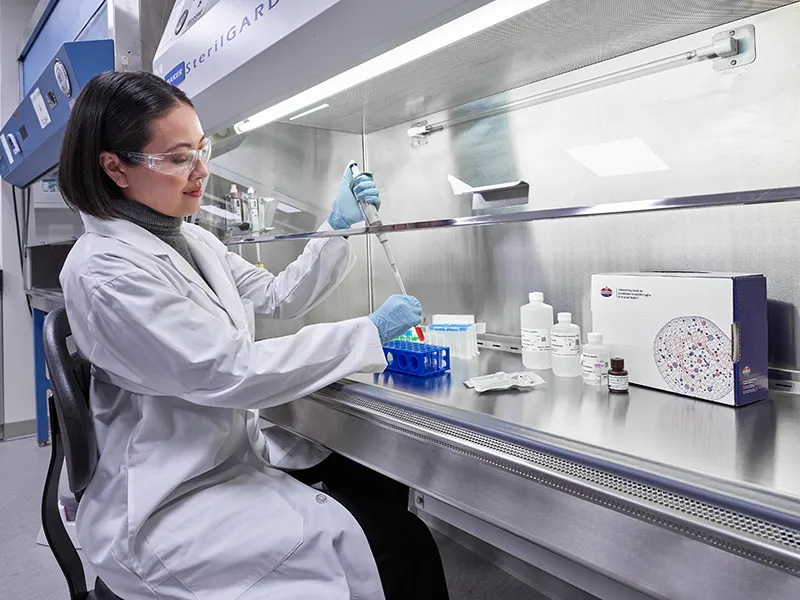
[99,152,130,189]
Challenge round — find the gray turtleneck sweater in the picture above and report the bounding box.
[113,199,205,278]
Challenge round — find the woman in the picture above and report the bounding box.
[58,71,449,600]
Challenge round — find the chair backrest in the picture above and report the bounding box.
[43,307,98,496]
[40,307,97,600]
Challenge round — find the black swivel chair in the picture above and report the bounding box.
[41,307,123,600]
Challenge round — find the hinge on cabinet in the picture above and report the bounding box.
[408,121,431,147]
[713,25,756,72]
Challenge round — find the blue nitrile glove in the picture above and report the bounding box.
[328,161,381,230]
[369,295,423,344]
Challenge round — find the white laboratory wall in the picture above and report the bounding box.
[0,0,40,432]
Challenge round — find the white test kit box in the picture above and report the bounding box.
[591,273,768,407]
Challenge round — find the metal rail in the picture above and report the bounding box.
[225,184,800,246]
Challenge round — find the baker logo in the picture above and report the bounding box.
[165,62,186,86]
[601,287,613,298]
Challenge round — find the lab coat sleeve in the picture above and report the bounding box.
[224,221,354,319]
[85,269,387,409]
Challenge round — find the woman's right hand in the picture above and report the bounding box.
[368,295,422,344]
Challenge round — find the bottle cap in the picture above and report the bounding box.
[587,332,603,343]
[557,312,572,323]
[611,357,625,370]
[529,292,544,303]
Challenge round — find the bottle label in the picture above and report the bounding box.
[581,353,609,384]
[551,332,580,357]
[522,328,550,353]
[609,374,629,391]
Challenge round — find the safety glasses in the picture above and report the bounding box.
[117,139,212,177]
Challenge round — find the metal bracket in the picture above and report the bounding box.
[449,175,530,210]
[714,25,756,72]
[409,120,430,147]
[471,181,530,210]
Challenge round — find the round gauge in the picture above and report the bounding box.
[175,9,189,35]
[54,60,72,97]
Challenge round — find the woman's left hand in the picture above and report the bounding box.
[327,161,381,230]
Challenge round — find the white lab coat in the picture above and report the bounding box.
[60,213,389,600]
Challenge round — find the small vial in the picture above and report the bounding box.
[593,362,604,387]
[608,357,629,393]
[581,332,609,385]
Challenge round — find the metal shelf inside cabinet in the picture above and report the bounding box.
[26,287,65,312]
[224,185,800,246]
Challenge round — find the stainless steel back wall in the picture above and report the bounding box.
[365,5,800,369]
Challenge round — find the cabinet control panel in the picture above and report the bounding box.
[0,39,114,187]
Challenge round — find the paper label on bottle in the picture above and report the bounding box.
[522,328,550,352]
[609,374,629,391]
[551,332,580,357]
[581,352,609,383]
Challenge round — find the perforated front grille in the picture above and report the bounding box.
[279,0,795,133]
[311,388,800,574]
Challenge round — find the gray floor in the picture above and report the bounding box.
[0,436,96,600]
[0,436,544,599]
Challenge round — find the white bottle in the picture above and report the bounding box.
[521,292,553,370]
[551,313,582,378]
[581,332,610,385]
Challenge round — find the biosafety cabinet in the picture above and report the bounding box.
[6,0,177,278]
[1,1,176,444]
[160,1,800,596]
[46,0,800,597]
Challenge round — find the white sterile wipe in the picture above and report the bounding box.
[464,371,546,393]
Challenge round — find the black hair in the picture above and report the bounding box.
[58,71,193,219]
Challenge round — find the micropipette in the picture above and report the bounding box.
[350,163,425,342]
[350,163,405,293]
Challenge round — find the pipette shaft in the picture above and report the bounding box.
[350,164,423,341]
[350,163,407,294]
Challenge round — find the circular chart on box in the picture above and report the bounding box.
[653,316,734,401]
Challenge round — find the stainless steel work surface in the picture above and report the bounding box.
[342,350,800,524]
[265,369,800,598]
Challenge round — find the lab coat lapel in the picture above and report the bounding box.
[183,233,247,330]
[81,213,227,313]
[161,237,221,301]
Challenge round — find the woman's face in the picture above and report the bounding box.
[101,103,209,217]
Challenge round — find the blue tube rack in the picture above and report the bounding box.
[383,341,450,378]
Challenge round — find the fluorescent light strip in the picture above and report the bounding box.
[289,103,330,121]
[234,0,551,134]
